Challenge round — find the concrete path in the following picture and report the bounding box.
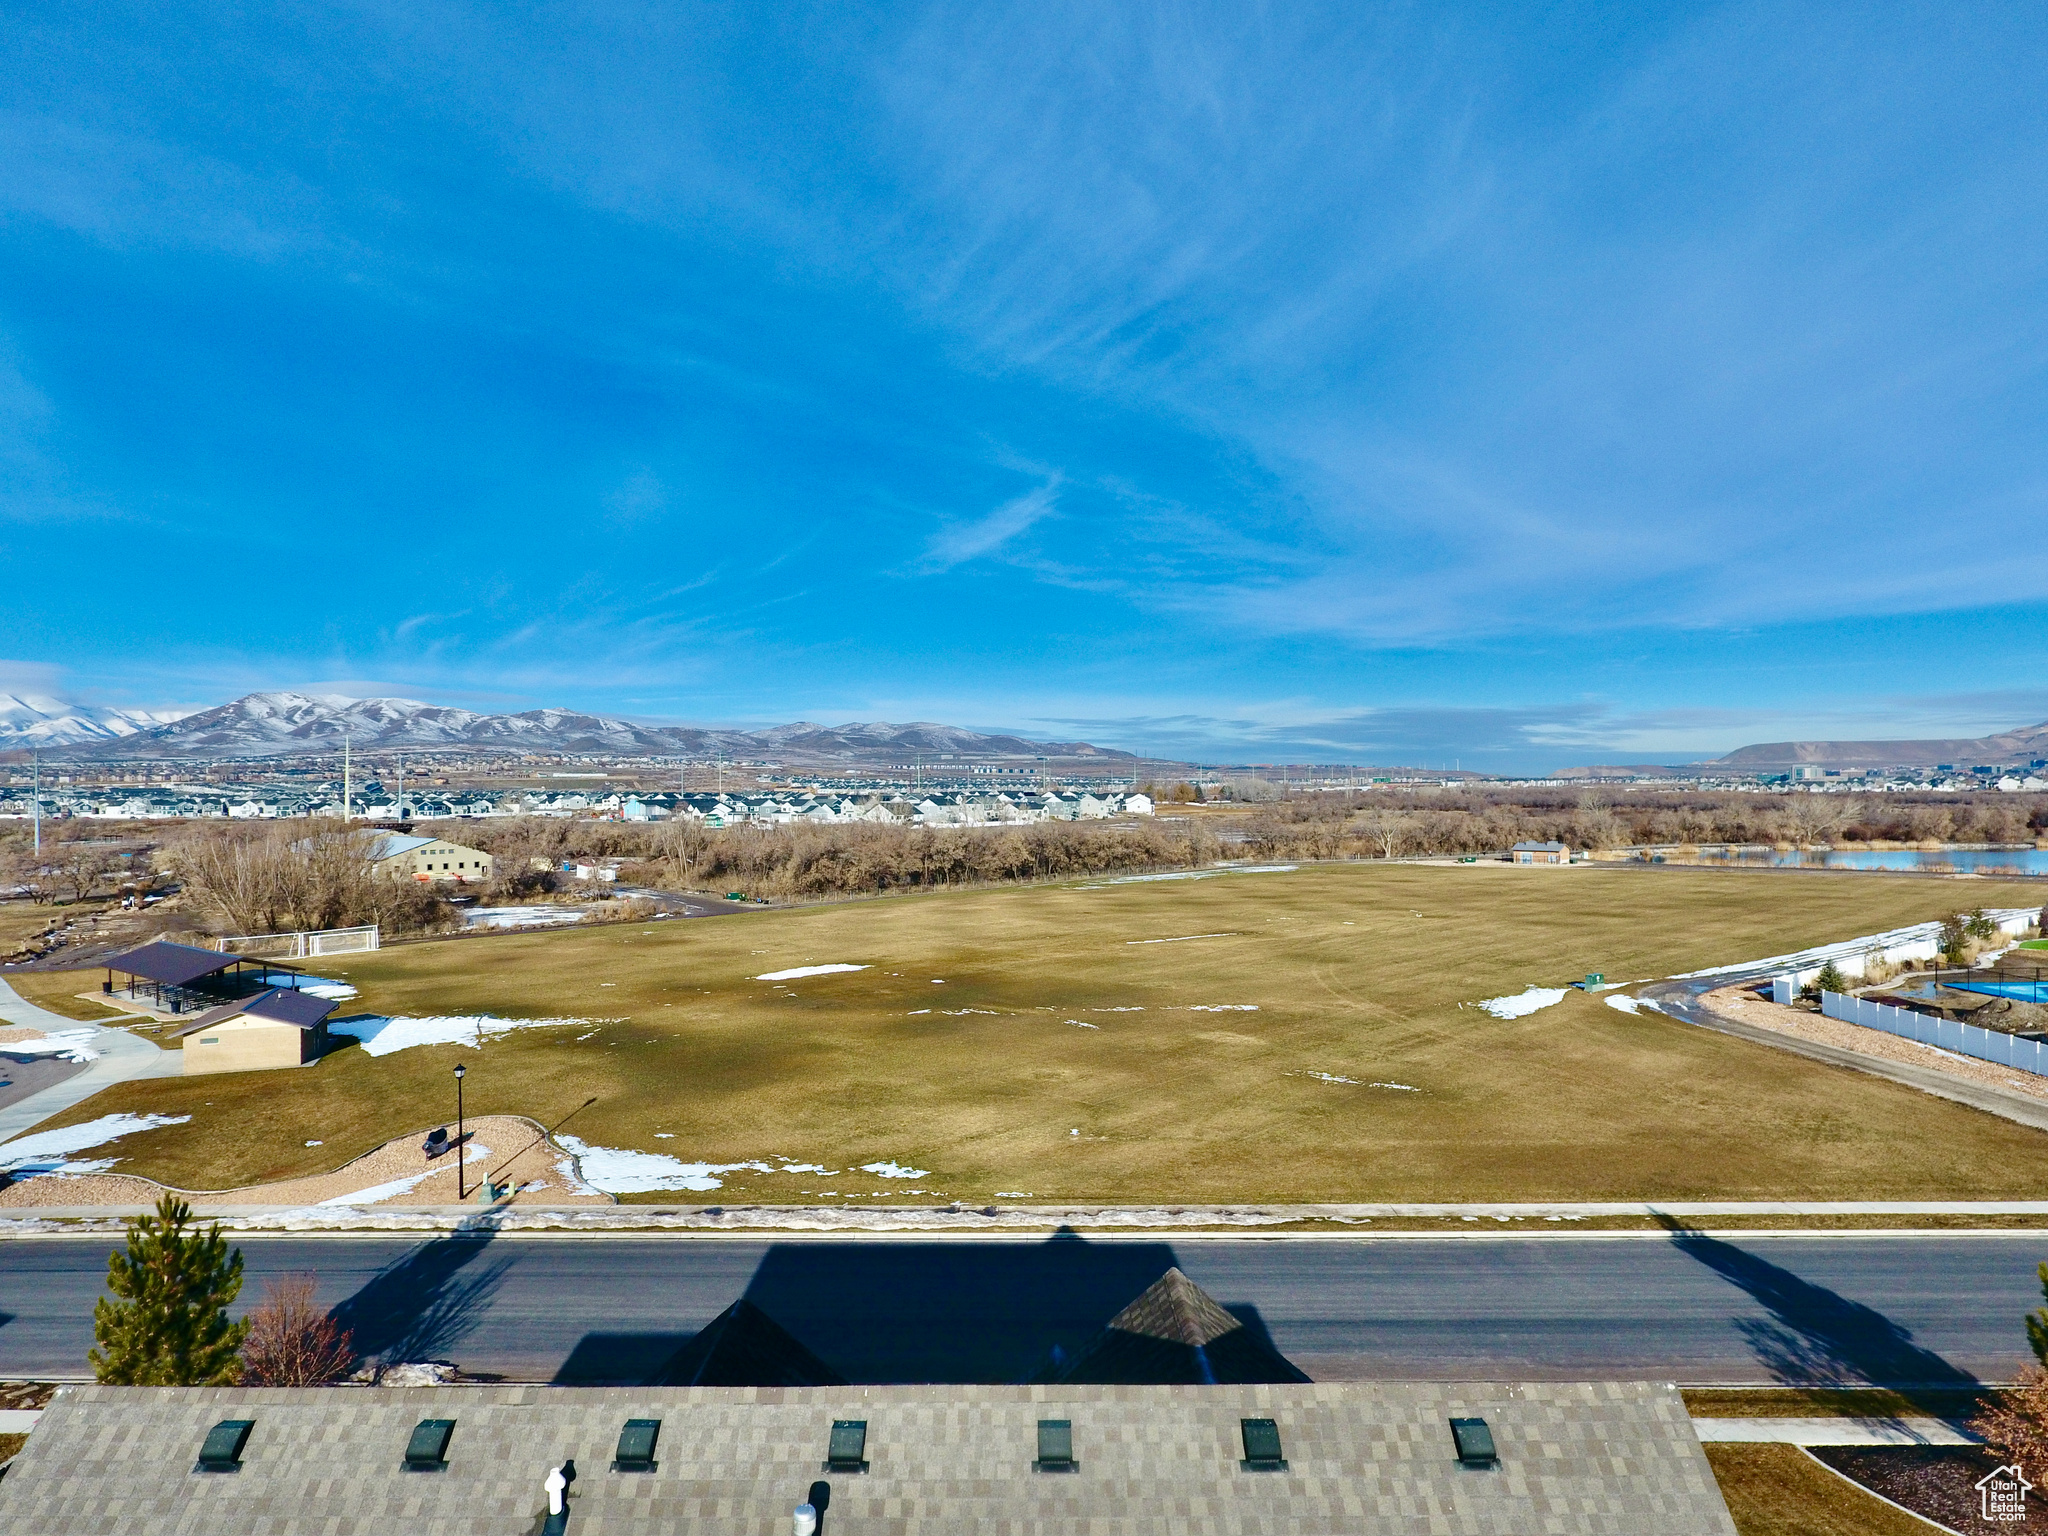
[0,979,179,1147]
[0,1410,42,1432]
[1691,1416,1977,1445]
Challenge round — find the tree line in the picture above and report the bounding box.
[8,787,2044,939]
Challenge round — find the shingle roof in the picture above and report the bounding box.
[1043,1268,1312,1386]
[101,940,239,987]
[168,987,336,1038]
[0,1381,1738,1536]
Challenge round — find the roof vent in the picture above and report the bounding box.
[1449,1417,1497,1466]
[1239,1417,1287,1471]
[614,1418,660,1472]
[824,1419,869,1473]
[195,1419,253,1473]
[1034,1419,1077,1473]
[792,1503,819,1536]
[404,1418,455,1471]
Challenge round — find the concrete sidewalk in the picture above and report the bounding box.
[0,979,180,1147]
[1691,1416,1977,1446]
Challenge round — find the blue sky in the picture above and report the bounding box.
[2,2,2045,771]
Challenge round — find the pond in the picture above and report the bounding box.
[1686,847,2048,875]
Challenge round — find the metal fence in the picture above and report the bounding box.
[1820,989,2048,1077]
[216,924,380,959]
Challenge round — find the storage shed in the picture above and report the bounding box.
[166,987,336,1075]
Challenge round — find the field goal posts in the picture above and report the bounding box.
[216,924,380,959]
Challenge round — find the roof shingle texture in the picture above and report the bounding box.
[0,1381,1736,1535]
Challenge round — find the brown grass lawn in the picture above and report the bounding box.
[1703,1444,1934,1536]
[4,964,150,1021]
[17,862,2048,1202]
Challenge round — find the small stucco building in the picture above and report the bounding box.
[1511,840,1573,865]
[368,831,496,884]
[168,987,336,1075]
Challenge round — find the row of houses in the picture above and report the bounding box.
[0,786,1156,824]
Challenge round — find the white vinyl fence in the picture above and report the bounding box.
[1820,989,2048,1077]
[216,924,380,959]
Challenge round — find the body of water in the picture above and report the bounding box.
[1892,976,2048,1005]
[1684,847,2048,875]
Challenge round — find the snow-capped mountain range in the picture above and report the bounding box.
[0,694,195,749]
[6,691,1130,764]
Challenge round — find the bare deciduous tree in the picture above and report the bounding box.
[1354,807,1412,860]
[238,1274,355,1386]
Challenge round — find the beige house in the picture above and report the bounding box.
[368,831,496,884]
[169,987,335,1075]
[1511,840,1573,865]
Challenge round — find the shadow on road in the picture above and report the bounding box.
[1658,1217,1979,1402]
[329,1231,513,1369]
[739,1228,1183,1383]
[553,1228,1188,1385]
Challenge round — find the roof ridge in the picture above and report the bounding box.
[1104,1266,1244,1348]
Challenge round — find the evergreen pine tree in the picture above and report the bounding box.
[90,1194,250,1385]
[2027,1262,2048,1369]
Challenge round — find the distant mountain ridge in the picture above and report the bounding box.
[22,691,1133,764]
[1713,718,2048,770]
[1552,718,2048,777]
[0,694,193,749]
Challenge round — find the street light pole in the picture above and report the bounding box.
[453,1062,467,1200]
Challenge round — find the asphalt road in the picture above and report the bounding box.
[0,1231,2038,1385]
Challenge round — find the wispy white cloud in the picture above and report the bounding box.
[916,481,1059,573]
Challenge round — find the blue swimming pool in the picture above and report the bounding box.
[1893,976,2048,1005]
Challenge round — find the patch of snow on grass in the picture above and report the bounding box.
[1605,995,1642,1015]
[466,905,586,929]
[0,1112,192,1173]
[860,1161,930,1179]
[1187,1005,1258,1012]
[330,1014,605,1057]
[1475,987,1568,1020]
[1083,864,1297,888]
[1306,1071,1359,1084]
[1370,1081,1420,1092]
[755,964,868,981]
[558,1137,768,1193]
[1126,933,1234,945]
[554,1142,845,1194]
[1067,1020,1100,1029]
[0,1028,102,1063]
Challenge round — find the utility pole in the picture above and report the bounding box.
[30,750,41,854]
[343,732,352,822]
[397,754,406,822]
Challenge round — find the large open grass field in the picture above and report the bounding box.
[21,862,2048,1202]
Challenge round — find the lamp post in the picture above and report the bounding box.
[453,1062,467,1200]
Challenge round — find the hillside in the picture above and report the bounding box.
[35,691,1134,765]
[1714,719,2048,770]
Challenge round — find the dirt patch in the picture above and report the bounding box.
[1705,985,2048,1104]
[0,1027,48,1045]
[0,1114,610,1209]
[1811,1443,2038,1531]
